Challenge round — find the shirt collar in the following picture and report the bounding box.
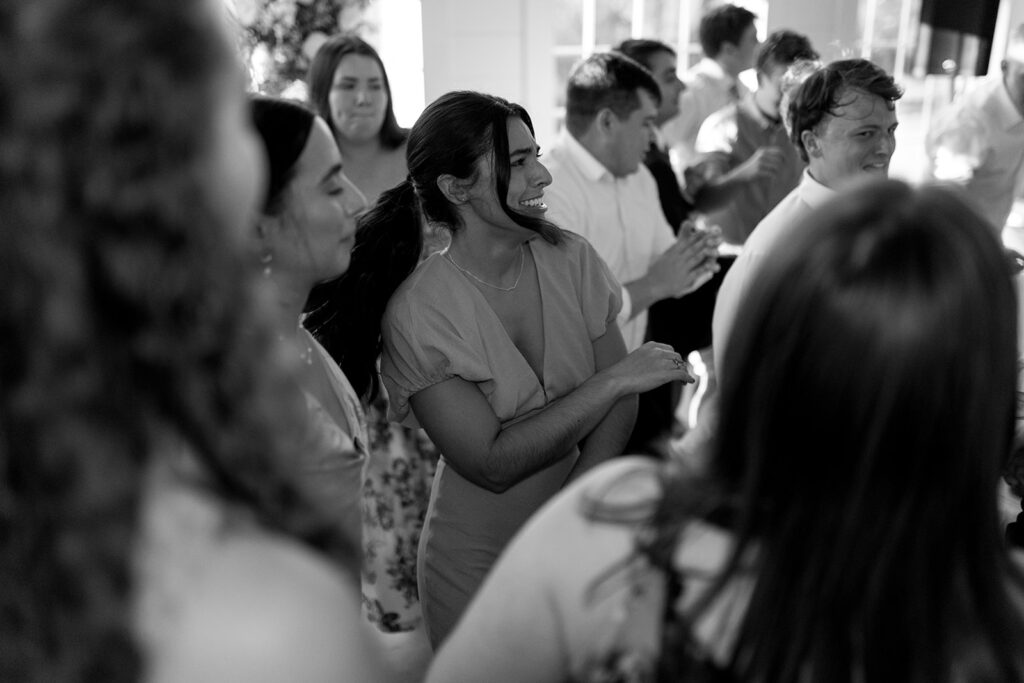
[694,57,745,94]
[695,57,728,81]
[560,128,615,182]
[798,169,836,208]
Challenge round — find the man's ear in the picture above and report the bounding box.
[801,129,822,158]
[596,107,618,136]
[437,173,472,204]
[719,41,738,59]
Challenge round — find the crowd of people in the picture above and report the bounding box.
[2,0,1024,681]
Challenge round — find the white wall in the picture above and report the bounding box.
[377,0,426,128]
[420,0,557,146]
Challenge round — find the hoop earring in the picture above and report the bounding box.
[260,252,273,277]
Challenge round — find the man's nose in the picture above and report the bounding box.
[878,130,896,156]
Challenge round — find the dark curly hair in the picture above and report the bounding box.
[0,0,354,680]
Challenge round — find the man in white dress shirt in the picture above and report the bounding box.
[544,52,720,453]
[712,58,902,371]
[661,3,759,175]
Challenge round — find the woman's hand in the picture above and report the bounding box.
[598,341,695,396]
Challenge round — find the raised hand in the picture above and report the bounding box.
[732,146,787,182]
[647,222,721,299]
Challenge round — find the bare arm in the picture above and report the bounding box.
[572,325,698,482]
[566,324,635,482]
[692,146,788,213]
[409,341,689,493]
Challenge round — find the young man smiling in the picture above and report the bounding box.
[667,59,902,471]
[712,58,902,373]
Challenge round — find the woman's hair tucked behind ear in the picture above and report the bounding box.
[0,1,355,680]
[406,91,562,244]
[307,90,564,399]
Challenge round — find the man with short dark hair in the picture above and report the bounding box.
[694,30,819,247]
[712,58,903,370]
[544,52,721,454]
[661,3,759,172]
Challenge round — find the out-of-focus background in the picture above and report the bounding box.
[229,0,1024,223]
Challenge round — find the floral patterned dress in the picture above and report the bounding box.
[361,392,439,632]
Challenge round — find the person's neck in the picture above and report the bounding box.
[806,166,845,191]
[716,55,741,79]
[447,222,526,281]
[336,135,384,162]
[265,271,314,342]
[573,129,624,179]
[752,89,780,123]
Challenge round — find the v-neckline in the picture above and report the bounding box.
[443,240,549,395]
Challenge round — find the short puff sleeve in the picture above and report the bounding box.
[380,274,495,427]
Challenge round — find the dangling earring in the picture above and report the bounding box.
[260,251,273,277]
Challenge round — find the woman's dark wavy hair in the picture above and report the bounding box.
[0,0,354,680]
[639,180,1024,681]
[250,95,316,216]
[307,34,408,150]
[305,90,563,399]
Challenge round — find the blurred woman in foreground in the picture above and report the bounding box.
[0,1,381,680]
[429,180,1024,682]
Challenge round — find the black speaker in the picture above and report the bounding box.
[916,0,1001,76]
[921,0,1000,37]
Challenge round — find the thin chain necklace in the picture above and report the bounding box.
[445,244,525,292]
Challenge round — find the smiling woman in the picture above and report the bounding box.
[0,1,381,680]
[318,89,693,647]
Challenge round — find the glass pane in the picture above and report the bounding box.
[554,52,584,110]
[553,0,583,46]
[643,0,681,45]
[866,0,921,76]
[596,0,632,47]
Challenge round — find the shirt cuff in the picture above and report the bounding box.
[619,285,633,324]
